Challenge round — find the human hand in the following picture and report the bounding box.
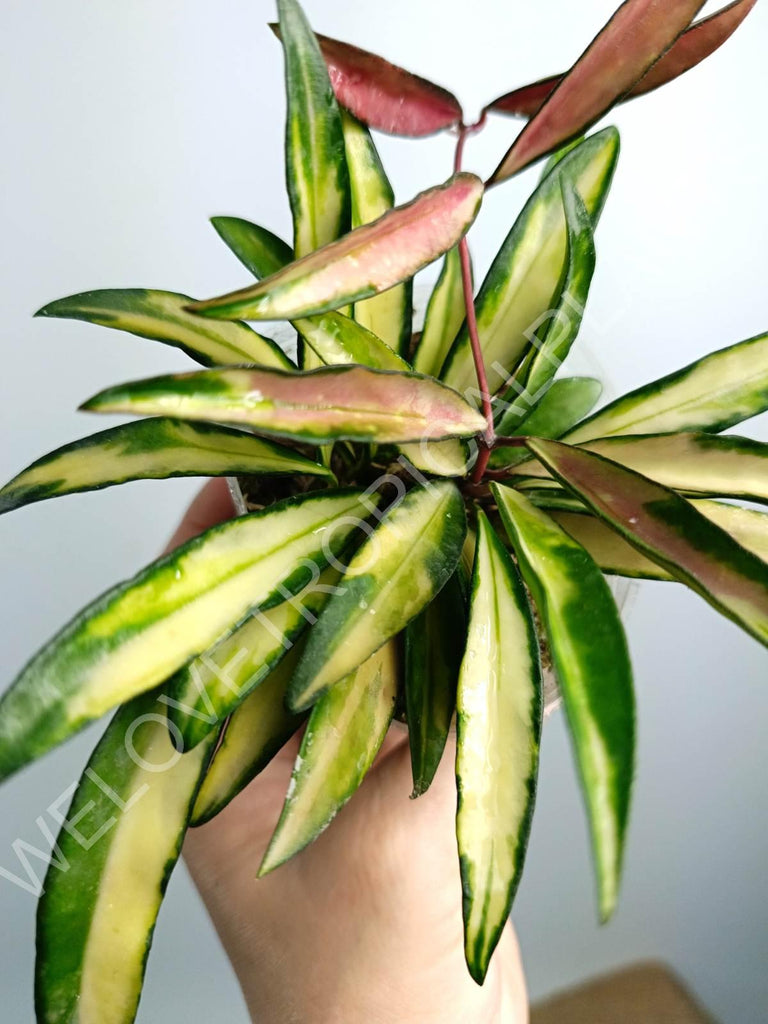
[170,481,529,1024]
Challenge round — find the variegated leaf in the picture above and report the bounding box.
[191,647,305,826]
[487,1,757,117]
[565,331,768,442]
[413,247,467,378]
[514,431,768,504]
[551,499,768,580]
[441,131,618,396]
[489,376,603,469]
[278,0,349,260]
[493,483,634,921]
[490,0,705,182]
[342,110,412,355]
[35,689,215,1024]
[166,565,341,750]
[288,481,467,710]
[259,641,399,875]
[0,419,330,515]
[36,288,291,369]
[0,490,369,783]
[82,365,486,446]
[527,438,768,647]
[457,512,542,983]
[187,174,484,322]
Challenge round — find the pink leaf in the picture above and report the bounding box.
[188,174,483,322]
[487,0,757,119]
[489,0,707,183]
[272,24,462,137]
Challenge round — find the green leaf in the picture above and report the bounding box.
[489,0,705,182]
[288,480,467,711]
[404,570,465,797]
[493,483,634,921]
[343,110,412,356]
[441,131,618,396]
[259,641,398,875]
[0,490,370,783]
[489,376,602,469]
[211,216,294,278]
[278,0,349,260]
[456,512,542,983]
[564,331,768,442]
[516,178,596,399]
[166,565,341,750]
[413,246,467,378]
[0,418,330,515]
[191,647,305,826]
[514,431,768,505]
[82,364,487,446]
[35,688,215,1024]
[187,174,484,322]
[36,288,291,369]
[487,1,758,117]
[550,499,768,581]
[527,438,768,648]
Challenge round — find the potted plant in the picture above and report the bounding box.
[0,0,764,1019]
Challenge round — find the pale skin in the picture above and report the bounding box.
[171,481,528,1024]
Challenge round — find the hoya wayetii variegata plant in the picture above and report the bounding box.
[1,0,765,1017]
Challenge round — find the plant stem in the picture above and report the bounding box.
[453,118,494,484]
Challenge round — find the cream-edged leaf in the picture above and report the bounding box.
[457,512,542,983]
[0,419,330,515]
[36,288,291,369]
[0,490,370,783]
[288,481,467,710]
[81,365,487,446]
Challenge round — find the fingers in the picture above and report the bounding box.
[164,478,235,554]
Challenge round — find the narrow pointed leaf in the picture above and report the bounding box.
[527,439,768,647]
[405,570,465,798]
[259,641,398,876]
[514,431,768,504]
[551,500,768,580]
[490,0,705,183]
[442,131,618,396]
[0,418,330,515]
[493,483,634,920]
[518,179,596,398]
[82,364,486,446]
[0,490,370,783]
[211,217,294,278]
[36,289,291,369]
[191,648,305,826]
[343,110,412,355]
[277,26,462,137]
[289,481,467,711]
[413,247,468,378]
[457,513,542,983]
[35,689,215,1024]
[278,0,349,260]
[166,565,341,750]
[564,331,768,442]
[490,377,603,469]
[487,0,757,118]
[211,215,410,374]
[187,174,483,322]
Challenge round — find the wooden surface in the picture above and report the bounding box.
[531,962,715,1023]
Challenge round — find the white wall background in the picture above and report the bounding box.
[1,1,766,1020]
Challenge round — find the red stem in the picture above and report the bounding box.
[453,117,494,484]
